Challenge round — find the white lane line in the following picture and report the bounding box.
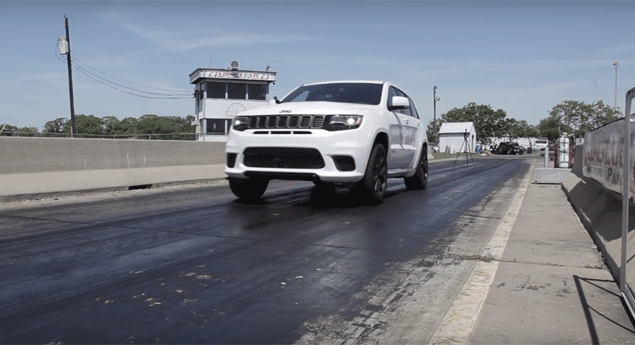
[428,161,535,345]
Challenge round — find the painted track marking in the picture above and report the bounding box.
[429,161,535,345]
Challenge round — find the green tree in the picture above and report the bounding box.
[18,126,40,136]
[426,118,443,144]
[588,100,621,130]
[19,126,39,133]
[549,100,622,138]
[136,114,176,135]
[506,119,538,140]
[2,124,40,136]
[119,117,139,134]
[0,124,18,136]
[40,114,195,138]
[103,116,123,135]
[536,117,573,142]
[43,117,68,135]
[74,114,106,136]
[441,102,508,144]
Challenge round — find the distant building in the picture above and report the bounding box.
[189,62,276,141]
[438,122,477,153]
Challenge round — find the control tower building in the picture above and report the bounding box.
[190,61,276,141]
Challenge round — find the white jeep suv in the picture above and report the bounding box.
[225,80,428,202]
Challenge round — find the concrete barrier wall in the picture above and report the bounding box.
[572,144,583,176]
[562,168,635,297]
[0,137,227,196]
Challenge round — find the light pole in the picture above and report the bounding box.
[433,86,440,145]
[614,61,620,110]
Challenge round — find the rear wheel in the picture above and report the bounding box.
[229,178,269,200]
[404,147,428,190]
[353,144,387,203]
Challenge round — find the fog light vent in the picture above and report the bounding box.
[333,155,355,171]
[227,153,237,168]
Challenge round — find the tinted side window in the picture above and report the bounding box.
[387,87,398,110]
[396,89,411,116]
[408,97,419,119]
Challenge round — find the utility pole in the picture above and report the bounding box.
[433,86,440,145]
[64,15,76,137]
[614,61,620,110]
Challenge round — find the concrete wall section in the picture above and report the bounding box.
[0,137,227,196]
[572,144,583,176]
[0,137,226,174]
[562,172,635,298]
[0,165,226,196]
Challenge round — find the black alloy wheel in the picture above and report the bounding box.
[354,144,387,203]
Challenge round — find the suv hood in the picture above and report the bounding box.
[239,102,377,116]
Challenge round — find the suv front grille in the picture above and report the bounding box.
[243,147,325,169]
[244,115,325,130]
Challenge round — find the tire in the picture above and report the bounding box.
[229,178,269,200]
[353,144,388,203]
[404,147,428,190]
[519,150,524,155]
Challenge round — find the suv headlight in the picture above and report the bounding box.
[324,115,363,131]
[232,116,249,131]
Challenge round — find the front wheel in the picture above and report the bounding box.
[229,178,269,200]
[353,144,387,203]
[405,148,428,190]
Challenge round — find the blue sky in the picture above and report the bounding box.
[1,1,633,129]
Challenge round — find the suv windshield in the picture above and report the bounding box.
[281,83,383,105]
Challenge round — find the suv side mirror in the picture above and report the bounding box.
[388,96,410,111]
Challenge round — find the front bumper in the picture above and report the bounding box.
[225,129,370,183]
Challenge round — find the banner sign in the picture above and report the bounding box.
[583,119,635,197]
[190,69,276,83]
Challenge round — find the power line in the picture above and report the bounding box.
[72,62,192,98]
[70,48,192,93]
[56,44,192,99]
[72,62,192,99]
[70,55,192,94]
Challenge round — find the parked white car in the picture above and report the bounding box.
[225,80,429,202]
